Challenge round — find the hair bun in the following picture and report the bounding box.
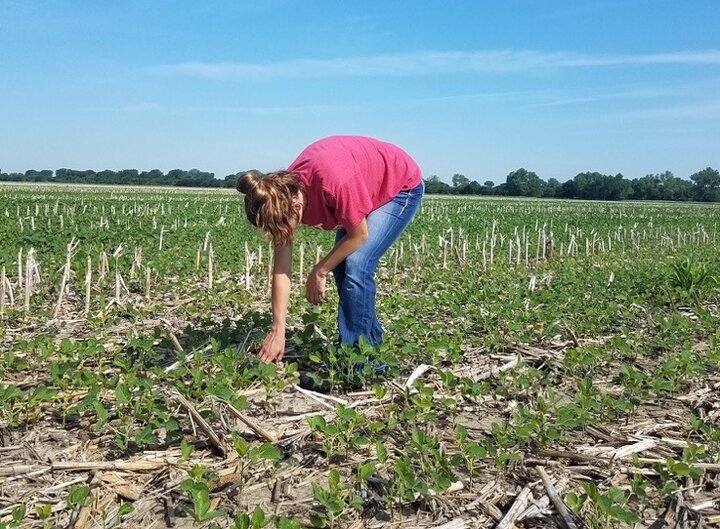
[236,171,262,194]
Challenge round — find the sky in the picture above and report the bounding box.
[1,0,719,184]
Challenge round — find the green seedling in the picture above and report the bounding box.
[180,466,222,524]
[310,470,363,529]
[307,404,369,462]
[234,506,269,529]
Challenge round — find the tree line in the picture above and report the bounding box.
[1,166,719,202]
[0,168,235,188]
[425,167,720,202]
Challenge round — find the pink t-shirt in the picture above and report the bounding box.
[287,136,422,231]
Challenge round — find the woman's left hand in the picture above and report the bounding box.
[306,266,327,304]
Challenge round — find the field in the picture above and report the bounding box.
[1,183,719,529]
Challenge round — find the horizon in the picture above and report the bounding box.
[1,1,719,183]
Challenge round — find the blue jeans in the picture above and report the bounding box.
[333,182,424,347]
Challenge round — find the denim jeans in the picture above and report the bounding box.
[332,182,424,347]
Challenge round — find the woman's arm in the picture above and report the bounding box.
[258,243,292,364]
[306,218,368,304]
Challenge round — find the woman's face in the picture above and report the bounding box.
[290,191,305,228]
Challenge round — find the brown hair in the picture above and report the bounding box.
[236,170,303,245]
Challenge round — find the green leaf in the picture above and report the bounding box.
[115,383,130,406]
[195,493,211,518]
[309,511,328,528]
[206,380,234,400]
[232,433,250,457]
[351,435,370,447]
[68,485,91,509]
[609,505,640,523]
[30,385,57,403]
[180,439,194,461]
[231,395,250,411]
[11,505,26,523]
[596,494,612,514]
[308,352,322,363]
[250,442,282,463]
[60,338,74,354]
[250,505,266,528]
[134,425,157,446]
[92,400,109,429]
[376,440,388,462]
[35,504,52,520]
[325,496,345,516]
[669,460,693,477]
[234,513,250,529]
[328,469,341,491]
[348,493,364,511]
[565,492,584,513]
[117,502,134,518]
[358,462,376,482]
[307,415,327,432]
[276,517,302,529]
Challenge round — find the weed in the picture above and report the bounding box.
[670,254,716,299]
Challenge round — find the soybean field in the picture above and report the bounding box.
[1,183,719,529]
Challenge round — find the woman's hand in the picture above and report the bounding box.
[306,266,328,305]
[258,330,286,364]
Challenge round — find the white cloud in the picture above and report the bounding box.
[177,104,336,116]
[625,101,720,120]
[154,49,720,81]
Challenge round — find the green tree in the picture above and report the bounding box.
[118,169,140,183]
[452,173,470,188]
[603,174,632,200]
[658,171,694,201]
[96,170,117,183]
[690,167,720,202]
[459,180,483,195]
[631,174,661,200]
[424,175,452,194]
[24,169,52,182]
[571,172,629,200]
[506,168,545,197]
[543,178,561,198]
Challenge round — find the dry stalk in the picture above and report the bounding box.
[208,242,214,289]
[0,460,168,477]
[496,485,533,529]
[24,247,36,312]
[17,248,23,290]
[299,242,305,285]
[244,241,254,290]
[536,467,579,529]
[0,266,5,316]
[170,390,225,456]
[220,398,277,443]
[145,266,152,299]
[84,256,92,314]
[52,237,79,319]
[161,319,185,354]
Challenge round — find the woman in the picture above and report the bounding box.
[237,135,424,364]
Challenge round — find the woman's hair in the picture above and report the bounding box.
[236,170,302,245]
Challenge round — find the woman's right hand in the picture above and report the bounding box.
[258,330,286,364]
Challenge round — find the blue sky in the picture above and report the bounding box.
[1,1,719,183]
